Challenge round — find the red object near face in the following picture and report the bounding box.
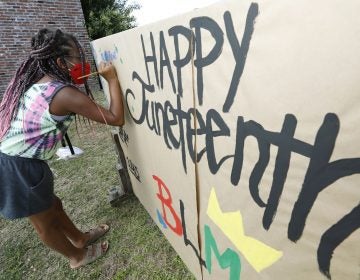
[69,62,91,84]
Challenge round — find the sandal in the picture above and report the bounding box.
[84,224,110,247]
[70,241,109,269]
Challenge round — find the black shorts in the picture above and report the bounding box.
[0,152,55,219]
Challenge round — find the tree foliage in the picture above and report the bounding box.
[80,0,140,40]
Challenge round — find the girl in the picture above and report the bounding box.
[0,28,124,268]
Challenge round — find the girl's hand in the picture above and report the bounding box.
[98,61,118,82]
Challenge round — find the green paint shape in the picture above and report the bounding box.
[204,225,241,280]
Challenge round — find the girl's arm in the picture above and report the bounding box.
[50,62,124,126]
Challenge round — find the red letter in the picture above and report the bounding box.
[153,175,183,236]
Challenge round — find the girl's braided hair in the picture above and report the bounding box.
[0,28,93,140]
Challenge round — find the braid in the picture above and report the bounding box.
[0,28,76,140]
[71,36,94,100]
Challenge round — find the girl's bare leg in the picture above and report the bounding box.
[51,196,90,248]
[29,201,86,267]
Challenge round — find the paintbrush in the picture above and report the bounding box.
[77,71,99,80]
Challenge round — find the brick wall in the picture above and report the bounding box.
[0,0,99,99]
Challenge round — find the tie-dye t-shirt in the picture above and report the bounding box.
[0,81,74,160]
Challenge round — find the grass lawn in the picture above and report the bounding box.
[0,92,195,280]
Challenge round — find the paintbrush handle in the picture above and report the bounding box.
[77,71,99,79]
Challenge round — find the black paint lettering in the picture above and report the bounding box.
[127,157,141,182]
[174,95,190,173]
[190,16,224,105]
[289,113,360,241]
[146,101,159,135]
[317,204,360,279]
[231,116,269,191]
[248,124,271,208]
[186,108,207,164]
[168,25,194,96]
[263,114,297,229]
[180,199,206,267]
[164,101,180,149]
[155,102,172,148]
[126,71,154,124]
[159,31,176,93]
[205,109,232,174]
[223,4,259,112]
[141,33,159,87]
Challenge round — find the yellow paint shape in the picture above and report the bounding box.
[207,188,283,272]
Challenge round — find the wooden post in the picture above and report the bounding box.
[111,128,133,194]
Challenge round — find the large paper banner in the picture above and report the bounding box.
[91,0,360,279]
